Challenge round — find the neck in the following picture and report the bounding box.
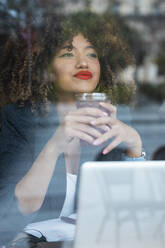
[56,92,77,124]
[56,91,75,104]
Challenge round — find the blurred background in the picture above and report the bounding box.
[0,0,165,159]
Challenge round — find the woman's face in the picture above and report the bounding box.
[52,34,100,94]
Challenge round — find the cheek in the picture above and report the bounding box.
[53,63,63,77]
[97,64,101,78]
[94,62,101,82]
[53,62,71,81]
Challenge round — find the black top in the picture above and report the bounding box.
[0,102,126,244]
[0,103,67,244]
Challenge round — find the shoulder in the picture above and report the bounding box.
[1,102,37,141]
[1,102,58,139]
[2,102,34,122]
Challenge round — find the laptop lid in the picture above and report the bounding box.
[74,161,165,248]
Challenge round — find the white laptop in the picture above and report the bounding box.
[73,161,165,248]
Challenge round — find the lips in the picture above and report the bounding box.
[74,70,93,80]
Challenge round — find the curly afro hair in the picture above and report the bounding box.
[0,11,135,111]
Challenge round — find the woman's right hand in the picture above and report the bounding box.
[52,106,109,154]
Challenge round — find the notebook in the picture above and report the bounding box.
[73,160,165,248]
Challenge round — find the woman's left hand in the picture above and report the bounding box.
[91,102,142,157]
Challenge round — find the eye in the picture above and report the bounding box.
[87,53,98,58]
[60,52,74,58]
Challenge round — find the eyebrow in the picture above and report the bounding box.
[61,45,72,50]
[60,45,96,50]
[86,45,96,50]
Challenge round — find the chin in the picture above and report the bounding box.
[75,85,97,93]
[80,89,95,93]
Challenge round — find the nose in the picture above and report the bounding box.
[75,55,88,69]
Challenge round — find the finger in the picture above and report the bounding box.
[65,115,96,124]
[71,107,108,117]
[102,137,121,155]
[97,125,111,132]
[74,123,102,138]
[90,116,115,126]
[68,128,94,144]
[93,129,116,146]
[99,102,117,118]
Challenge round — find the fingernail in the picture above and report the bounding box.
[102,149,107,155]
[90,121,96,125]
[105,126,110,131]
[93,139,99,145]
[103,112,108,116]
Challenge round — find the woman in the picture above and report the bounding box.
[0,12,144,245]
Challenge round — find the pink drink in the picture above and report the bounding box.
[75,93,110,146]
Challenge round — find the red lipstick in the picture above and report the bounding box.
[74,70,93,80]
